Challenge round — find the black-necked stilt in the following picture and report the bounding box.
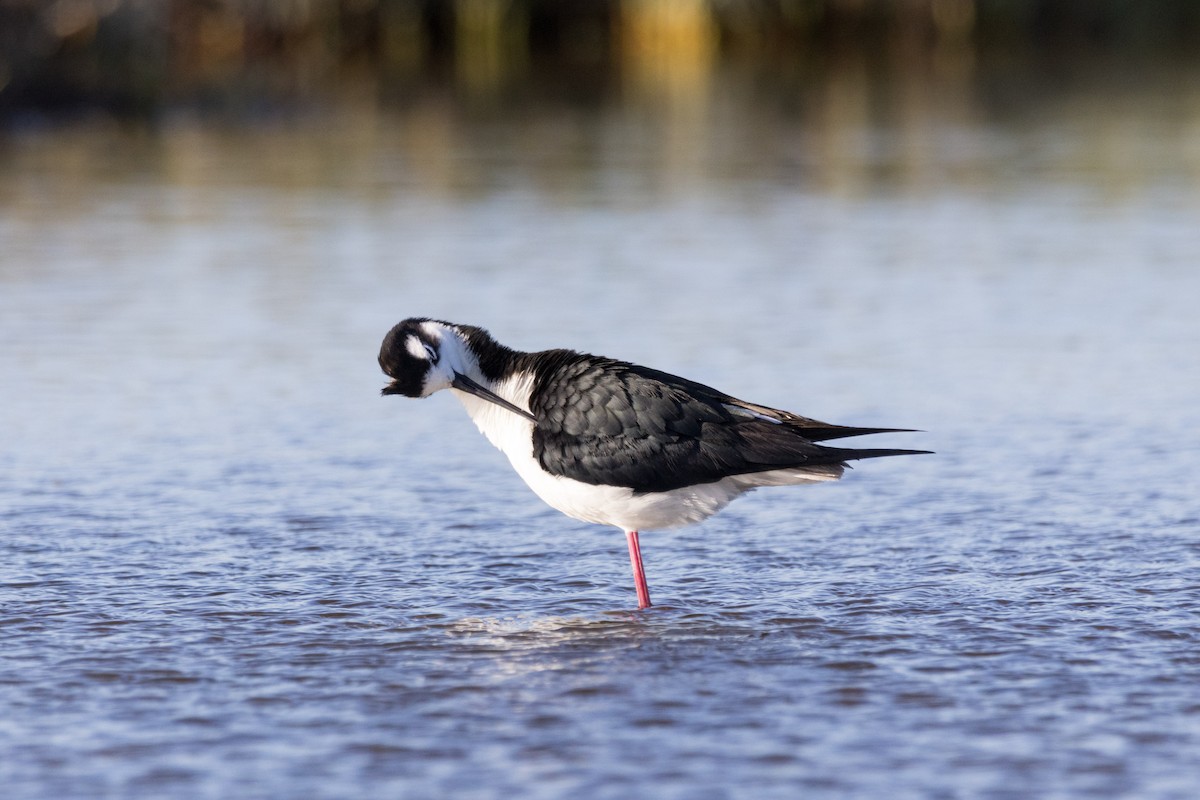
[379,318,929,610]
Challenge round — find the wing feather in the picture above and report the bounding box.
[529,354,925,494]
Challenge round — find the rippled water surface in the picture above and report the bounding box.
[4,70,1200,798]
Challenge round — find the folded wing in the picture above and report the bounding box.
[530,355,928,494]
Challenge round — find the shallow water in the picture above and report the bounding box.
[3,67,1200,798]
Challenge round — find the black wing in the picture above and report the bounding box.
[528,352,925,494]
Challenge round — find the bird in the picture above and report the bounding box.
[378,318,929,610]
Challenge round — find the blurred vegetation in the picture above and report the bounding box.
[1,0,1198,121]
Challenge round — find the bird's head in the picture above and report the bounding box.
[378,318,463,399]
[379,318,535,421]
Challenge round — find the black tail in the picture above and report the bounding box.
[827,445,934,462]
[795,425,923,442]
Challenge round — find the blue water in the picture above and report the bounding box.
[3,75,1200,798]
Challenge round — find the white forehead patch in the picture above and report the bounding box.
[406,335,430,361]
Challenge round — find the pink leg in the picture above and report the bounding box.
[625,530,652,610]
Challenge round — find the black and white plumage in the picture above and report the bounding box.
[379,318,929,609]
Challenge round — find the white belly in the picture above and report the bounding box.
[512,459,747,531]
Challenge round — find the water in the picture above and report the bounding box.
[3,66,1200,798]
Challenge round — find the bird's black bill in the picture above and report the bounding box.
[451,373,536,422]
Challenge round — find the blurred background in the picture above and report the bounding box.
[4,3,1200,799]
[4,1,1200,169]
[3,0,1200,117]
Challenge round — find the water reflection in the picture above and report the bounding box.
[3,57,1199,209]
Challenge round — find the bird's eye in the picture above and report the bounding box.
[404,334,439,364]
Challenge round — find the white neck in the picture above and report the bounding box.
[453,371,537,454]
